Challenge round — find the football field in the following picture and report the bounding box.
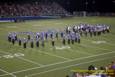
[0,17,115,77]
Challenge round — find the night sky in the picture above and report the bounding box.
[57,0,115,12]
[0,0,115,12]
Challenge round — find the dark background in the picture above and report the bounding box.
[0,0,115,13]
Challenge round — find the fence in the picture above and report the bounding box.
[73,11,115,17]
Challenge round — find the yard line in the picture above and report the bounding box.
[68,47,93,55]
[102,37,115,46]
[17,57,43,66]
[32,46,91,60]
[0,50,115,77]
[27,56,115,77]
[81,38,115,51]
[83,38,115,46]
[0,68,16,77]
[104,35,115,41]
[0,50,43,66]
[35,50,71,60]
[14,46,70,64]
[17,47,71,61]
[80,43,114,52]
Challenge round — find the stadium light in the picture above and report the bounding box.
[113,0,115,3]
[92,0,95,4]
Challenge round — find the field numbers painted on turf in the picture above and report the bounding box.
[55,46,71,50]
[3,55,14,59]
[92,41,107,44]
[0,53,24,59]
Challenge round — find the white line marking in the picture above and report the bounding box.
[83,38,115,46]
[55,46,71,50]
[18,57,43,66]
[18,47,70,61]
[27,56,115,77]
[0,68,16,77]
[92,41,106,44]
[0,50,115,77]
[42,45,91,56]
[33,46,91,60]
[80,43,113,52]
[81,38,115,51]
[30,48,71,61]
[101,36,115,46]
[0,50,43,66]
[0,37,115,76]
[68,47,92,55]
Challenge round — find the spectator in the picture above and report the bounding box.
[0,2,69,17]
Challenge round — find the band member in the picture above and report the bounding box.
[56,32,58,40]
[60,31,64,38]
[106,26,110,33]
[62,34,66,45]
[67,34,71,44]
[11,35,15,45]
[23,38,27,48]
[14,32,17,41]
[50,32,53,39]
[41,40,45,47]
[27,33,31,40]
[19,38,21,46]
[36,39,39,48]
[30,39,34,48]
[71,32,75,44]
[8,33,11,42]
[45,32,48,40]
[89,28,93,37]
[51,38,55,47]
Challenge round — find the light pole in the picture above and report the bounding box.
[85,0,88,12]
[84,0,88,17]
[92,0,95,12]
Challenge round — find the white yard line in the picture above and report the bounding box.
[27,56,115,77]
[0,50,115,77]
[81,39,114,51]
[0,38,114,76]
[36,50,71,60]
[19,48,71,63]
[102,37,115,46]
[83,38,115,46]
[18,57,43,66]
[80,44,108,51]
[19,47,71,61]
[0,68,16,77]
[68,48,93,55]
[33,46,91,60]
[0,50,43,66]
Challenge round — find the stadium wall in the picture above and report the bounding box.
[0,16,61,22]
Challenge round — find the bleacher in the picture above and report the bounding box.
[71,61,115,77]
[0,2,69,17]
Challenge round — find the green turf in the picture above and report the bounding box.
[0,17,115,77]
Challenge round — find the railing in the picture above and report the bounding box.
[0,16,61,22]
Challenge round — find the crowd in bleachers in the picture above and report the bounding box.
[71,61,115,77]
[0,2,68,17]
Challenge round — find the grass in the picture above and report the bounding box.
[0,16,115,77]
